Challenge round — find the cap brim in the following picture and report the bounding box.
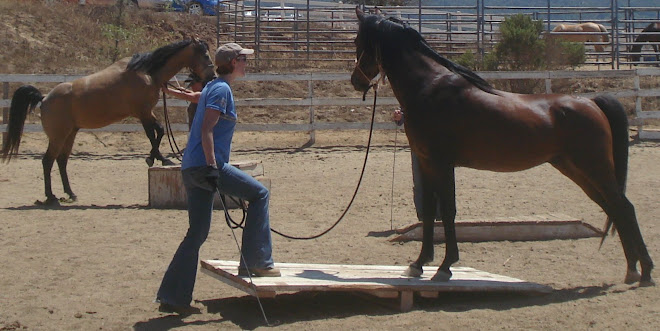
[239,48,254,55]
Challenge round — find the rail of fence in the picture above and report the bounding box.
[215,2,660,68]
[2,69,660,142]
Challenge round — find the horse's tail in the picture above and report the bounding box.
[592,94,629,247]
[1,85,43,163]
[598,24,610,42]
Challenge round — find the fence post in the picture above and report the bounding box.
[308,74,315,145]
[2,82,8,148]
[633,73,643,133]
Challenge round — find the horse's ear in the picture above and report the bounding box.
[356,6,365,22]
[192,36,198,43]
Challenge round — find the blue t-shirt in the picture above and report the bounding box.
[181,78,237,170]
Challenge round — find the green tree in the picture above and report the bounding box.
[485,14,585,93]
[489,14,545,71]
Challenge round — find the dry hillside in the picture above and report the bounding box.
[0,0,657,126]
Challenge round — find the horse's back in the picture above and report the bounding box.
[63,57,158,128]
[449,90,612,171]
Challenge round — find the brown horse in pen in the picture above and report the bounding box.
[1,38,216,205]
[630,22,660,63]
[351,8,653,286]
[551,22,610,52]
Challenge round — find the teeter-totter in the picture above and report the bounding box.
[201,260,552,312]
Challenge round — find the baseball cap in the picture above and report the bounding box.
[215,43,254,66]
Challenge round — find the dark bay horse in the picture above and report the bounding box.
[1,38,216,205]
[630,22,660,63]
[351,8,653,286]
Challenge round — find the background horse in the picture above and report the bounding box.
[1,38,216,205]
[630,22,660,63]
[551,22,610,52]
[351,8,653,286]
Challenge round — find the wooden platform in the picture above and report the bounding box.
[389,213,602,243]
[148,160,270,209]
[200,260,552,312]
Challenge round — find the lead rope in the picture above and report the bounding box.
[162,89,184,161]
[390,127,398,231]
[270,85,380,240]
[215,187,272,326]
[215,80,382,326]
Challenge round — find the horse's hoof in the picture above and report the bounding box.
[59,196,76,204]
[431,269,452,282]
[624,269,641,285]
[35,197,60,207]
[639,278,655,287]
[145,157,154,167]
[403,265,423,278]
[161,159,175,166]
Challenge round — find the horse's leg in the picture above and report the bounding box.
[56,128,79,202]
[141,118,174,167]
[552,157,653,286]
[141,120,157,167]
[432,166,458,282]
[41,141,62,206]
[403,163,438,278]
[141,119,173,166]
[154,121,175,165]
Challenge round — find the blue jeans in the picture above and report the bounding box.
[156,163,274,306]
[411,152,441,222]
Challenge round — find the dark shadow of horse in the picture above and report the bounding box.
[1,38,216,206]
[351,7,653,287]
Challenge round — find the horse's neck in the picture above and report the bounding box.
[152,50,190,85]
[382,51,449,106]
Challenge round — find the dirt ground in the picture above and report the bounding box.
[0,130,658,330]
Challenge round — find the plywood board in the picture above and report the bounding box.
[200,260,552,311]
[390,214,602,243]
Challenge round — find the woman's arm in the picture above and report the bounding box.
[201,108,222,166]
[162,86,201,103]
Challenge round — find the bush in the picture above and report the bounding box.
[484,14,586,93]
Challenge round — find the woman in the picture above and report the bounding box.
[156,43,279,315]
[393,108,441,223]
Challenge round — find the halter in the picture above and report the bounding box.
[354,50,387,100]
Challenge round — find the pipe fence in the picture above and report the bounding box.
[214,0,660,69]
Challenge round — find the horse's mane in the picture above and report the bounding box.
[378,16,496,95]
[127,39,209,75]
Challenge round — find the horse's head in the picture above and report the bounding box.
[351,7,385,92]
[188,37,216,84]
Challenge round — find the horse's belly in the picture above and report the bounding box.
[75,111,131,129]
[455,142,555,172]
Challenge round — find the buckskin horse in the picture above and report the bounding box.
[1,38,216,206]
[551,22,610,52]
[351,8,653,286]
[630,22,660,63]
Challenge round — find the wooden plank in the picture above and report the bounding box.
[400,291,414,312]
[639,129,660,140]
[390,214,603,243]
